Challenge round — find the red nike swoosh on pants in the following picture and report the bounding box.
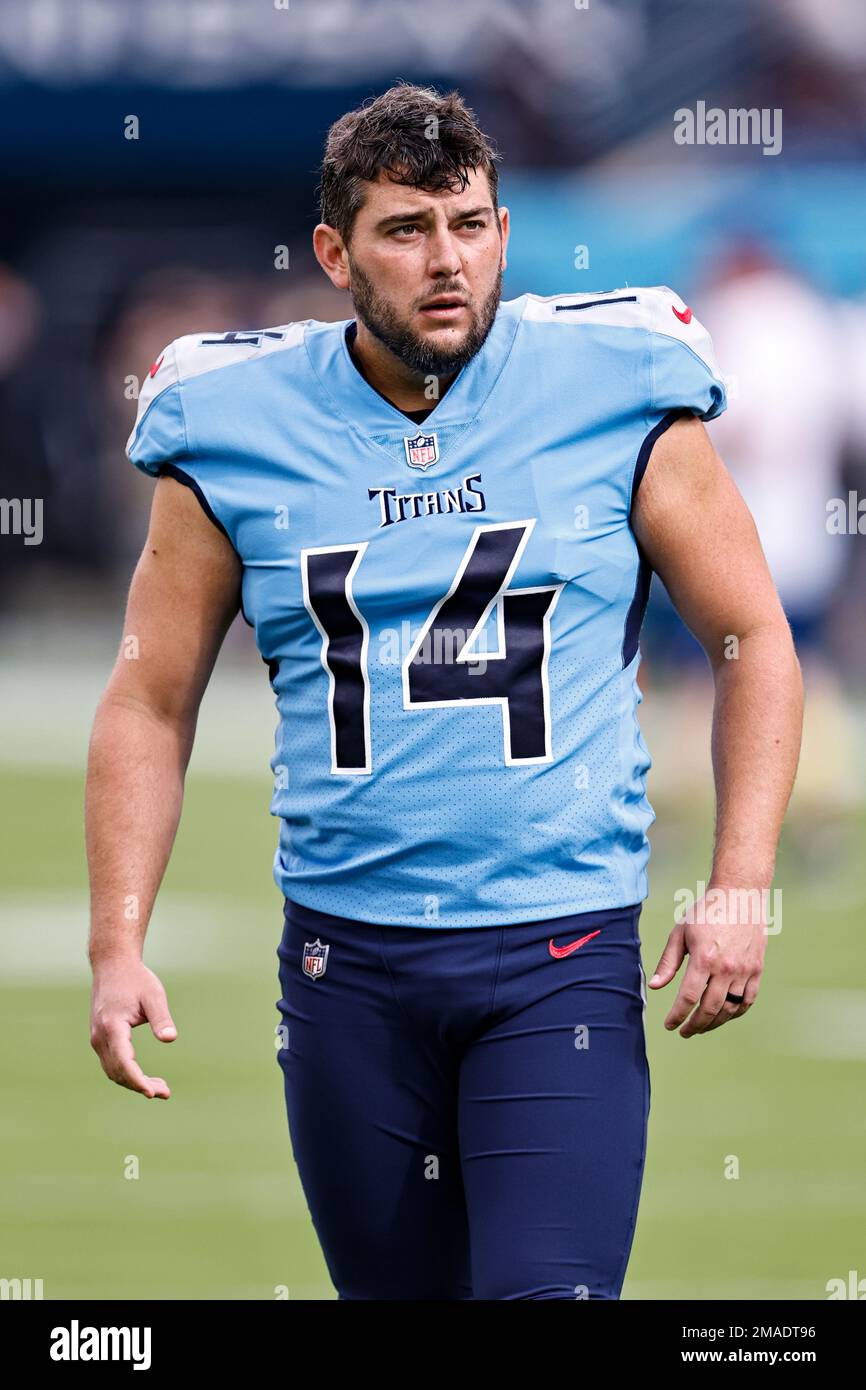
[548,929,602,959]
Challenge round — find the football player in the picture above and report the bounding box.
[87,83,803,1299]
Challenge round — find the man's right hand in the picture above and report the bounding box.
[90,958,177,1099]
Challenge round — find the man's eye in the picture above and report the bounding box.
[462,220,485,230]
[393,224,419,236]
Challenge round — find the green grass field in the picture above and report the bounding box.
[1,762,864,1300]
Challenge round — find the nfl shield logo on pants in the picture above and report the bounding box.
[302,938,329,980]
[403,430,439,471]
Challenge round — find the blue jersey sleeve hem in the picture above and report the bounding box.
[157,463,230,541]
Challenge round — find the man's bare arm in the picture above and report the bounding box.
[632,414,804,1034]
[86,476,242,1095]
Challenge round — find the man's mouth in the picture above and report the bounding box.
[418,295,468,321]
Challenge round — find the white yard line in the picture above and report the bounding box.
[0,658,276,775]
[0,891,279,981]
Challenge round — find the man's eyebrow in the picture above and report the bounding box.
[374,205,495,230]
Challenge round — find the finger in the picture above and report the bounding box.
[99,1020,170,1099]
[143,987,177,1042]
[680,976,739,1036]
[705,974,760,1031]
[110,1051,171,1100]
[649,925,686,988]
[104,1040,157,1096]
[663,957,710,1031]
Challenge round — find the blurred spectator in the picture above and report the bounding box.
[699,245,850,657]
[699,245,864,814]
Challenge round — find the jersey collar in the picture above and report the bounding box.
[303,295,526,443]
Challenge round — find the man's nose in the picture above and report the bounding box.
[425,227,463,279]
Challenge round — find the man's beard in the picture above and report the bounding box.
[347,257,503,378]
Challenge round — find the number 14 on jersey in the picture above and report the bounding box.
[301,519,562,774]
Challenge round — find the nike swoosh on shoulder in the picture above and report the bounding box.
[548,929,602,959]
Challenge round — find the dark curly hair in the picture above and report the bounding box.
[317,81,502,245]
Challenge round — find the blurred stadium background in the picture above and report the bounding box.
[1,0,864,1300]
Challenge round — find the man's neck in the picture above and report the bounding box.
[347,320,456,413]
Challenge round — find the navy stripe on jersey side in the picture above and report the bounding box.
[629,408,687,507]
[622,548,652,668]
[622,409,685,667]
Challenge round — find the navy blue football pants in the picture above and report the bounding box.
[276,898,650,1300]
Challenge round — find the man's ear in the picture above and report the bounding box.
[498,206,510,270]
[312,224,350,291]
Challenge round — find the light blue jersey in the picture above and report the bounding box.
[127,286,726,927]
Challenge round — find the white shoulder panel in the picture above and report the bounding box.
[128,322,310,456]
[636,285,721,376]
[128,338,181,449]
[172,320,309,384]
[521,285,720,375]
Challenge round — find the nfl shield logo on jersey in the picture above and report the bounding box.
[302,938,329,980]
[403,430,439,471]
